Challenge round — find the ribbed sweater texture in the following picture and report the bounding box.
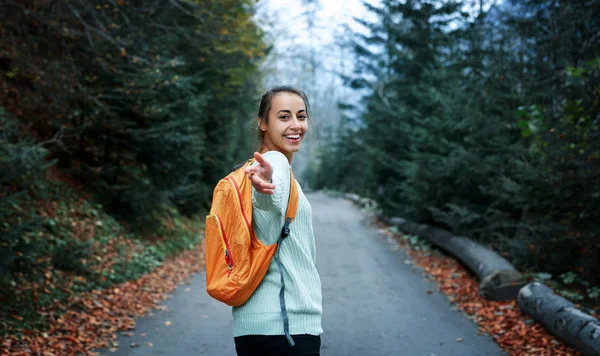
[232,151,323,337]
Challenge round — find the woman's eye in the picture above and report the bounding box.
[298,115,307,120]
[279,116,289,120]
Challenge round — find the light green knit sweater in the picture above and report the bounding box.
[232,151,323,337]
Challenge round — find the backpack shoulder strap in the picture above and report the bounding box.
[284,170,299,221]
[276,168,299,347]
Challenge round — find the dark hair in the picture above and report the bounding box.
[255,86,317,147]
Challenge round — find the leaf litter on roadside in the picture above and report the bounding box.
[1,244,205,356]
[377,220,581,356]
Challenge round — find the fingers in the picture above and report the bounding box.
[254,183,275,194]
[250,174,276,194]
[244,159,276,194]
[253,152,272,174]
[253,151,266,165]
[244,165,265,178]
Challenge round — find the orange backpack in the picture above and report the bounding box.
[204,159,298,307]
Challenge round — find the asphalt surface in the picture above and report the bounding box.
[99,192,504,356]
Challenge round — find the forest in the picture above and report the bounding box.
[1,0,266,337]
[310,0,600,300]
[0,0,598,354]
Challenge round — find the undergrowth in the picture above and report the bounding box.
[0,179,204,336]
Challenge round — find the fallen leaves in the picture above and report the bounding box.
[382,222,581,356]
[1,243,205,356]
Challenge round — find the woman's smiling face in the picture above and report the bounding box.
[259,92,308,163]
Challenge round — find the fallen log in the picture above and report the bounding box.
[385,217,524,301]
[325,190,344,198]
[345,193,361,204]
[518,282,600,356]
[344,193,376,210]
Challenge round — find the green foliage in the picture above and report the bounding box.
[516,105,545,139]
[315,0,600,288]
[0,0,265,333]
[402,234,432,252]
[526,271,599,306]
[560,272,578,285]
[588,287,600,300]
[51,240,94,274]
[0,171,204,333]
[0,0,266,231]
[0,109,55,277]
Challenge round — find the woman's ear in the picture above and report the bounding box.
[258,117,267,132]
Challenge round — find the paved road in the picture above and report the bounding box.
[100,192,504,356]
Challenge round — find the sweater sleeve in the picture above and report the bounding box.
[251,151,291,215]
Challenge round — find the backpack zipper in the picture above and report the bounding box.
[215,215,234,275]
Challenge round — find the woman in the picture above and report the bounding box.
[233,86,323,356]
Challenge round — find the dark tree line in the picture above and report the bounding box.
[1,0,267,279]
[312,0,600,288]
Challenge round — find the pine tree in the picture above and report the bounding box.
[316,0,600,284]
[0,0,267,229]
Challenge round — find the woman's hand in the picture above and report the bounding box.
[244,152,276,195]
